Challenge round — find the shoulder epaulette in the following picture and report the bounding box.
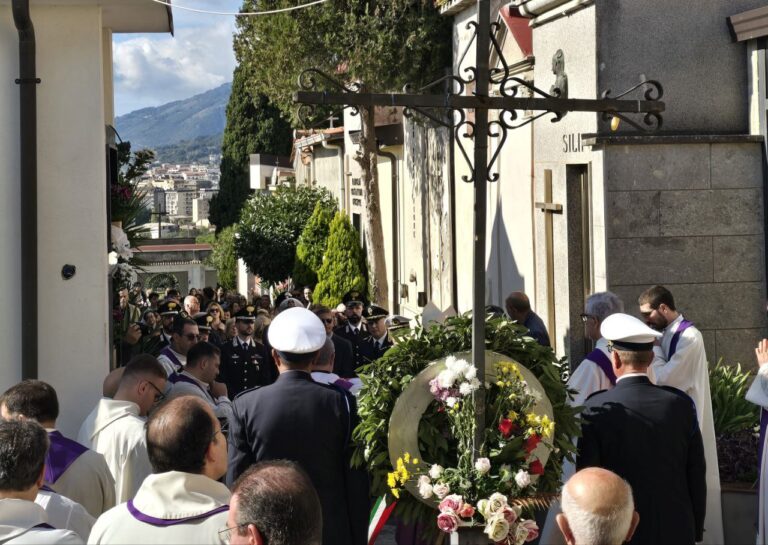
[233,385,262,401]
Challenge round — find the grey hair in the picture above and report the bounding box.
[585,292,624,323]
[315,338,335,370]
[561,478,634,545]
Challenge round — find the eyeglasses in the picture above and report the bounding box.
[321,318,334,324]
[145,380,166,403]
[218,523,258,545]
[209,308,220,313]
[580,313,596,323]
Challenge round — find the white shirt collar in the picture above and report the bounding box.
[234,336,252,348]
[374,334,388,345]
[132,471,231,518]
[616,372,649,382]
[666,314,685,333]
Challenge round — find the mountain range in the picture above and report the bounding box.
[115,82,231,163]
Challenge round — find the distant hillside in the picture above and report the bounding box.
[150,134,223,165]
[115,83,230,152]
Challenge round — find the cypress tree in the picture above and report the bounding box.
[293,201,335,288]
[313,212,367,308]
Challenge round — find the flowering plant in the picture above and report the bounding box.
[387,356,552,542]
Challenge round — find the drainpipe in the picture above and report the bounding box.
[377,147,399,314]
[13,0,39,380]
[321,139,345,211]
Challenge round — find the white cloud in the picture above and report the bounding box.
[113,18,237,115]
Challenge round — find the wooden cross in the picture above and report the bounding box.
[294,0,664,478]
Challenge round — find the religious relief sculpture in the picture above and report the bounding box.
[550,49,568,99]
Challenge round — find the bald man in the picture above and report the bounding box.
[557,468,639,545]
[504,291,550,347]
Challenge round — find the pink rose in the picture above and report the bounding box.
[502,506,518,525]
[520,519,539,542]
[439,494,464,513]
[437,510,459,533]
[458,503,476,519]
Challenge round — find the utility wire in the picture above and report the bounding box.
[148,0,328,16]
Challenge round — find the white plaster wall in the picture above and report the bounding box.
[376,150,397,312]
[35,6,109,436]
[0,9,23,392]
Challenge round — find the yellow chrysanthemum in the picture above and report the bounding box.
[404,452,411,464]
[391,488,400,499]
[387,473,396,488]
[508,410,518,421]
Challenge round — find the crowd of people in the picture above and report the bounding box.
[1,281,766,545]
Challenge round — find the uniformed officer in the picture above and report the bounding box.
[192,312,213,344]
[218,305,274,399]
[577,313,706,545]
[359,305,394,365]
[227,307,369,545]
[156,300,180,349]
[334,291,371,373]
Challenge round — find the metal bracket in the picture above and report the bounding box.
[15,77,41,85]
[534,202,563,213]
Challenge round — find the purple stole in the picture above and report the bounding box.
[668,319,694,359]
[159,346,183,373]
[760,409,768,481]
[127,500,228,526]
[334,378,354,391]
[33,523,56,530]
[45,431,88,484]
[586,349,616,386]
[174,373,217,404]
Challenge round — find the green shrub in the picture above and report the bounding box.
[710,360,759,435]
[313,212,367,307]
[293,201,335,288]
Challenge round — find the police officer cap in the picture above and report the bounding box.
[386,315,411,330]
[268,307,327,354]
[235,305,257,321]
[193,312,213,331]
[342,290,365,307]
[158,300,180,316]
[366,305,389,321]
[600,313,662,352]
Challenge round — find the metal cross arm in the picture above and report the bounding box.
[293,90,665,116]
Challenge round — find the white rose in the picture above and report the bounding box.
[459,382,473,396]
[464,366,477,380]
[438,370,458,389]
[474,457,491,474]
[487,492,508,514]
[433,483,450,499]
[418,481,434,499]
[515,469,531,488]
[429,464,444,479]
[418,475,431,486]
[484,515,510,542]
[444,355,457,370]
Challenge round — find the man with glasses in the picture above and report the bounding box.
[313,306,355,378]
[223,460,322,545]
[77,355,166,504]
[219,306,274,399]
[334,291,372,373]
[637,285,722,545]
[157,317,199,377]
[89,396,230,544]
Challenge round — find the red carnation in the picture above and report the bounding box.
[498,418,515,438]
[529,460,544,475]
[524,434,541,454]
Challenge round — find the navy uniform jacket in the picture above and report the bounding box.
[359,334,393,365]
[334,324,371,374]
[218,338,275,399]
[577,375,707,545]
[227,371,369,545]
[331,334,356,378]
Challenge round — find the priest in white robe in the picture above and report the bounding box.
[746,338,768,545]
[540,291,624,545]
[36,487,95,541]
[88,397,230,544]
[77,356,167,504]
[639,285,723,545]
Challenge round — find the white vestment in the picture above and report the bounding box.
[746,365,768,544]
[167,371,234,425]
[45,429,116,518]
[0,499,83,545]
[36,489,95,541]
[649,314,723,545]
[157,348,186,377]
[87,471,230,545]
[76,399,152,504]
[539,339,614,545]
[311,371,363,396]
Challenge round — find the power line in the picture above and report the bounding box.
[148,0,328,16]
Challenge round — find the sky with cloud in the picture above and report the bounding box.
[112,0,241,116]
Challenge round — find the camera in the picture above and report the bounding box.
[134,322,154,337]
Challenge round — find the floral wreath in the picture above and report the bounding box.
[354,315,580,543]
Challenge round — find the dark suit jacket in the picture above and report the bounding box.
[577,375,707,545]
[334,324,371,374]
[227,371,368,545]
[331,334,356,378]
[218,339,275,399]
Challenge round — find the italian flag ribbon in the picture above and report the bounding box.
[368,495,397,545]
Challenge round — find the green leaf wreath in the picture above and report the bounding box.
[353,314,580,537]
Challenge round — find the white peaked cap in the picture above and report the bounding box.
[600,313,663,348]
[268,307,327,354]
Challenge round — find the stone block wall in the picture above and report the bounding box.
[604,140,767,368]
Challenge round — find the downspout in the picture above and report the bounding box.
[13,0,39,380]
[321,139,345,211]
[377,147,399,314]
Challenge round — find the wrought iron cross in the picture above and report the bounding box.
[294,0,664,462]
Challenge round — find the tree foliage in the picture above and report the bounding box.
[198,226,238,290]
[313,211,367,307]
[293,201,335,287]
[209,64,293,232]
[236,185,336,285]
